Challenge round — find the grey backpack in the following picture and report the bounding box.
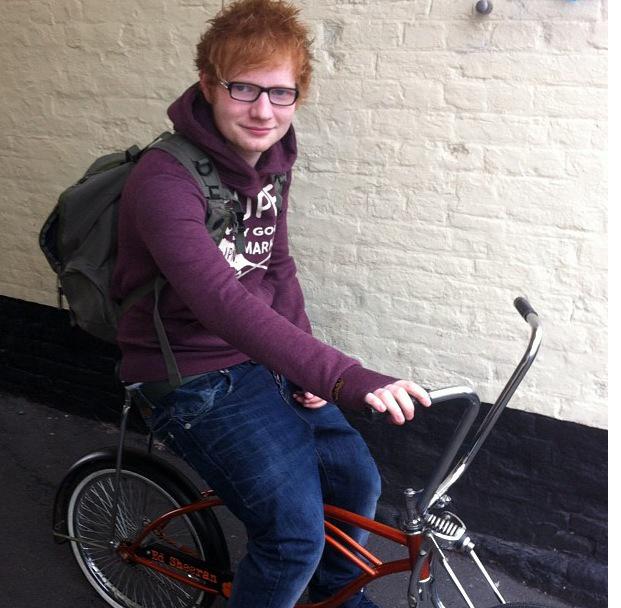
[39,131,285,386]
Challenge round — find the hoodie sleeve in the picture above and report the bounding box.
[262,174,312,335]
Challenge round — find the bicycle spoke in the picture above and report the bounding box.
[68,468,206,608]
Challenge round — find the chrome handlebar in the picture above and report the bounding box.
[415,297,542,516]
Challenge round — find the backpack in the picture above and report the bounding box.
[39,131,286,387]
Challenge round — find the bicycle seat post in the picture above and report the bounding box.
[109,385,137,540]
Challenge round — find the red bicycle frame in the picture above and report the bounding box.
[123,491,430,608]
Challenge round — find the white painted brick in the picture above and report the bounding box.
[588,20,608,49]
[591,120,607,149]
[399,80,446,111]
[401,142,484,172]
[305,0,431,21]
[548,118,596,149]
[490,0,602,22]
[50,0,84,23]
[495,176,604,230]
[336,20,402,49]
[371,110,456,142]
[312,77,365,107]
[446,22,494,51]
[484,147,566,178]
[533,85,607,120]
[388,166,456,195]
[366,188,407,217]
[486,83,535,115]
[565,150,607,183]
[377,51,460,81]
[403,193,450,224]
[544,21,591,51]
[354,80,406,110]
[429,0,478,20]
[444,81,487,112]
[313,50,378,79]
[459,53,607,87]
[403,23,447,49]
[455,115,548,146]
[492,22,543,51]
[63,22,123,50]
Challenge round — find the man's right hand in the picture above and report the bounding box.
[364,380,431,425]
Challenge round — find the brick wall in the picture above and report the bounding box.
[0,0,608,433]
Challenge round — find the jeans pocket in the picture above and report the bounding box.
[166,371,232,428]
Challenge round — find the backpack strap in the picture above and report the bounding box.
[151,275,182,387]
[271,172,287,212]
[139,133,243,388]
[152,133,247,252]
[151,133,236,204]
[119,275,182,388]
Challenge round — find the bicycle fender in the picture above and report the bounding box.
[52,447,205,543]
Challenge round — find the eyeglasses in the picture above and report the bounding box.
[219,80,299,106]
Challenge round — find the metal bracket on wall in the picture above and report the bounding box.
[475,0,493,15]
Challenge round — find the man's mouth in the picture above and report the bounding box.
[243,126,273,136]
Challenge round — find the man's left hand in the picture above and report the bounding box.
[294,391,328,409]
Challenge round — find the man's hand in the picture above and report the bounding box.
[293,391,328,409]
[364,380,431,425]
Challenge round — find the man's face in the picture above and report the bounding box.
[201,63,297,167]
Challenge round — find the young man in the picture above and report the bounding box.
[112,1,430,606]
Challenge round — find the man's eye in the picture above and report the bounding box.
[272,88,294,99]
[232,83,254,94]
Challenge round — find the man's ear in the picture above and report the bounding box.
[198,71,212,102]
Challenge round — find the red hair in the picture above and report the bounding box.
[196,0,313,101]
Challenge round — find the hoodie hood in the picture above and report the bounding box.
[167,83,297,197]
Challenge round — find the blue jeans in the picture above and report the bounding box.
[139,361,381,608]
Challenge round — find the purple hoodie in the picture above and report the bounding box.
[112,84,396,408]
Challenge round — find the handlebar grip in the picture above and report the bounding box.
[514,297,538,321]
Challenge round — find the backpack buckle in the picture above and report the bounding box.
[207,185,223,199]
[195,158,214,177]
[125,145,141,163]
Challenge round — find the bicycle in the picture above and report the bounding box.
[52,297,543,608]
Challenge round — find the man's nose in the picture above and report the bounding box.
[249,91,274,119]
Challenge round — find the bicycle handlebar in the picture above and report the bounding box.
[514,296,537,322]
[414,296,542,516]
[413,387,480,516]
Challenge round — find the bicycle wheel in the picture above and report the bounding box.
[489,604,551,607]
[424,548,553,608]
[65,458,228,608]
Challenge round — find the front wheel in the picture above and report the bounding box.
[64,456,229,608]
[493,602,549,608]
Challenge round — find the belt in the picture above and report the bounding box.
[139,373,206,403]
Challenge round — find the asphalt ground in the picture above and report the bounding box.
[0,391,581,608]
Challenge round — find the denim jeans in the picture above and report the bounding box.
[139,361,381,608]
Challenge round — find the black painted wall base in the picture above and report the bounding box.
[0,295,608,606]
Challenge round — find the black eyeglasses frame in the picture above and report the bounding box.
[219,80,299,106]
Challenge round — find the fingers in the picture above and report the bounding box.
[293,391,328,409]
[394,380,431,407]
[364,381,431,425]
[365,388,409,425]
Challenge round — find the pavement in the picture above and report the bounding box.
[0,390,581,608]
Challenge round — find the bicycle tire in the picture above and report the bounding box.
[489,604,552,607]
[64,457,229,608]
